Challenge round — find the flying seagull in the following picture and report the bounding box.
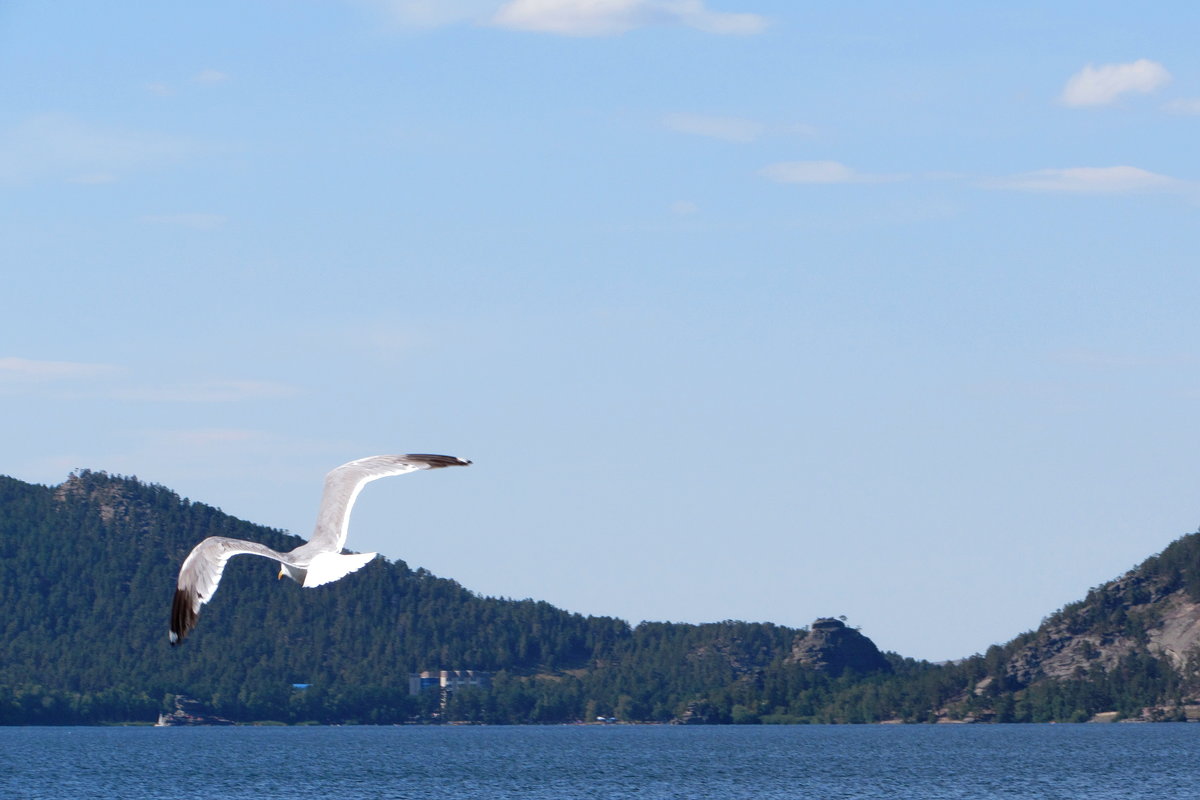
[170,453,471,645]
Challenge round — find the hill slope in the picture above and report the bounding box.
[0,471,897,723]
[970,532,1200,722]
[2,469,1199,724]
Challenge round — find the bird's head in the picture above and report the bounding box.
[278,563,305,584]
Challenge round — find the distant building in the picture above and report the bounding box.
[408,669,491,696]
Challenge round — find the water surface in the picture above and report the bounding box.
[2,724,1198,799]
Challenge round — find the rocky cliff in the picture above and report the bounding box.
[1000,534,1200,689]
[787,618,892,676]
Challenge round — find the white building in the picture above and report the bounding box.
[408,669,491,696]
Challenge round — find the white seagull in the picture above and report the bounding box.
[170,453,471,645]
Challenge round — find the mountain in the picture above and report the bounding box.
[966,532,1200,722]
[1,469,1198,724]
[1008,535,1200,685]
[0,470,894,724]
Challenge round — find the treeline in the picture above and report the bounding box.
[0,471,1197,725]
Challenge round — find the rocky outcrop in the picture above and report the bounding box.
[671,700,717,725]
[55,470,134,523]
[787,618,892,676]
[154,695,234,726]
[1146,595,1200,669]
[1002,565,1200,687]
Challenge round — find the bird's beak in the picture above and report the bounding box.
[278,568,284,580]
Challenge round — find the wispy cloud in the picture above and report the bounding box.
[360,0,500,27]
[759,160,906,185]
[193,69,230,85]
[0,357,119,383]
[145,69,229,97]
[329,322,427,366]
[662,112,764,142]
[1,358,298,404]
[1051,348,1194,369]
[660,112,815,144]
[148,428,272,447]
[0,114,206,184]
[493,0,767,36]
[1060,59,1171,107]
[982,166,1182,194]
[69,172,119,185]
[358,0,766,35]
[1163,97,1200,115]
[140,213,228,230]
[114,379,300,403]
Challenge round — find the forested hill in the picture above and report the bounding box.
[0,470,895,724]
[4,469,1200,725]
[0,470,632,721]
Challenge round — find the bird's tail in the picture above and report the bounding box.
[302,551,378,588]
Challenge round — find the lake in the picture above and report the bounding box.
[2,724,1198,799]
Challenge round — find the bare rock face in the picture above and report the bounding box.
[55,470,145,524]
[1146,594,1200,669]
[1003,571,1200,687]
[787,618,892,677]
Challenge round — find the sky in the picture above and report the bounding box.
[2,1,1199,662]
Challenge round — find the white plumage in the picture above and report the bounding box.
[169,453,471,645]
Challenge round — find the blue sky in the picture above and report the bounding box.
[3,1,1199,661]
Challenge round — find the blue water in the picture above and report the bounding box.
[2,724,1198,799]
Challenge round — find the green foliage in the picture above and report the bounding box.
[0,472,1194,725]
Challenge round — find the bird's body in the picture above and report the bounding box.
[169,453,470,644]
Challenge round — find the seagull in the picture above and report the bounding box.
[170,453,471,645]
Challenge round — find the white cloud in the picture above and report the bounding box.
[140,213,228,230]
[0,114,204,184]
[1163,97,1200,115]
[1060,59,1171,107]
[662,112,764,142]
[355,0,766,34]
[492,0,767,36]
[0,357,119,383]
[759,160,906,185]
[361,0,499,27]
[983,166,1181,194]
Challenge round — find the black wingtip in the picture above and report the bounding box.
[408,454,472,468]
[170,588,197,646]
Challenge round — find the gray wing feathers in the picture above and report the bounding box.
[307,454,472,553]
[170,537,291,645]
[169,453,470,644]
[177,537,290,599]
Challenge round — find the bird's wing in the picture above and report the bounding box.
[306,454,471,554]
[170,536,291,645]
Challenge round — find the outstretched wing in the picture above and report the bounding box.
[170,536,291,645]
[306,454,471,554]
